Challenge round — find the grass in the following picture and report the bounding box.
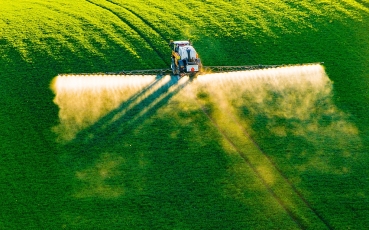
[1,0,369,229]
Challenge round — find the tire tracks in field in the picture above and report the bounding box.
[85,0,168,66]
[195,101,305,229]
[105,0,168,42]
[105,0,170,66]
[193,91,332,229]
[226,110,334,230]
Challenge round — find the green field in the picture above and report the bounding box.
[1,0,369,229]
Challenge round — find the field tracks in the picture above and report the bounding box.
[193,89,332,229]
[30,0,138,60]
[223,105,334,230]
[196,100,304,229]
[105,0,168,41]
[105,0,170,63]
[85,0,168,66]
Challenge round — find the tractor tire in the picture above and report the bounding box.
[171,59,178,75]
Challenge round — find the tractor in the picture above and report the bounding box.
[169,40,202,76]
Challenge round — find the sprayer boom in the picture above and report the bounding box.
[57,40,323,77]
[58,63,323,77]
[201,62,324,73]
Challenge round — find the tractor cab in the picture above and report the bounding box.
[169,40,201,76]
[171,40,190,52]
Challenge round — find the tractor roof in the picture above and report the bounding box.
[173,41,190,45]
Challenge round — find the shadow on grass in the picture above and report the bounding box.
[62,74,188,167]
[57,80,297,229]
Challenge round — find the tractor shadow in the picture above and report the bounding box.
[57,73,258,229]
[62,74,188,166]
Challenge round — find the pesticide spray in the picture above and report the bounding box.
[51,64,361,173]
[189,64,361,174]
[51,74,189,199]
[51,65,363,227]
[51,74,188,143]
[51,74,154,142]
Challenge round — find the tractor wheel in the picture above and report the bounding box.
[173,66,179,75]
[171,58,179,75]
[197,59,203,73]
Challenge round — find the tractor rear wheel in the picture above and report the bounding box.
[171,58,179,75]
